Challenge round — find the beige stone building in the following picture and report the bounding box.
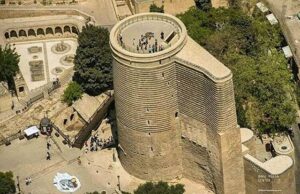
[110,13,296,194]
[3,0,85,5]
[127,0,229,15]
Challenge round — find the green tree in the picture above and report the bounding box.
[0,171,16,194]
[149,3,164,13]
[73,25,113,96]
[134,181,184,194]
[195,0,211,11]
[0,45,20,90]
[62,81,83,106]
[178,6,296,134]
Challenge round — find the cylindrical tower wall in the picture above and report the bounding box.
[113,59,182,180]
[110,13,187,180]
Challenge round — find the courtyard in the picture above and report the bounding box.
[13,38,77,92]
[0,132,213,194]
[0,133,141,194]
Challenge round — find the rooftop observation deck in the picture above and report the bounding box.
[119,19,179,54]
[110,13,187,60]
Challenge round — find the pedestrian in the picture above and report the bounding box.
[90,142,94,152]
[47,142,51,150]
[28,177,32,184]
[25,177,29,185]
[46,152,51,160]
[161,32,164,39]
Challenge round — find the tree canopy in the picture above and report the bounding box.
[177,6,296,134]
[149,3,164,13]
[73,25,113,96]
[62,81,83,105]
[0,45,20,90]
[89,181,185,194]
[195,0,211,11]
[134,181,184,194]
[0,171,16,194]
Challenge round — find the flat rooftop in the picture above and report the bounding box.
[111,13,186,57]
[120,20,179,54]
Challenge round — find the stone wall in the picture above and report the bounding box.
[0,92,12,112]
[176,63,245,194]
[211,0,229,8]
[114,59,183,180]
[132,0,195,15]
[244,155,296,194]
[0,9,88,19]
[182,137,215,191]
[3,0,86,5]
[243,133,256,156]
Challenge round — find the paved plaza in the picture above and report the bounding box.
[0,134,139,194]
[0,133,212,194]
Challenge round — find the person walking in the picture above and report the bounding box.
[46,152,51,160]
[47,141,51,150]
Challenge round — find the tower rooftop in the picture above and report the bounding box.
[110,13,187,59]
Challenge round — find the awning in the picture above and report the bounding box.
[24,126,39,136]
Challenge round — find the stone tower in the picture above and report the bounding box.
[110,13,245,194]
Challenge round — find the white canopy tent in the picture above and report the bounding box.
[24,126,39,137]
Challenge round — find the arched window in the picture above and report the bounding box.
[4,32,9,39]
[28,29,36,37]
[71,26,78,35]
[37,28,45,35]
[10,30,18,38]
[64,26,71,33]
[46,27,54,35]
[55,26,62,34]
[19,30,27,37]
